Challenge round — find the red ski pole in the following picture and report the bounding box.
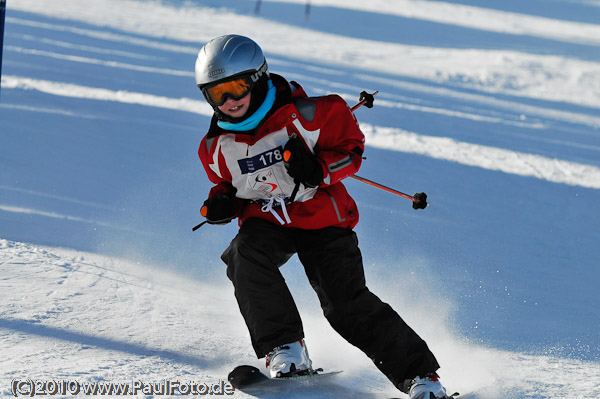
[349,174,428,209]
[349,91,428,210]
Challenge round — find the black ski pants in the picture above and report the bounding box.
[221,217,440,387]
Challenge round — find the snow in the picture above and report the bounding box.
[1,1,599,398]
[268,0,600,45]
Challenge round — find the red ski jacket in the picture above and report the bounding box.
[198,74,365,230]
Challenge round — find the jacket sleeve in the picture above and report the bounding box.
[313,96,365,186]
[198,135,242,211]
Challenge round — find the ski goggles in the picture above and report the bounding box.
[201,75,255,106]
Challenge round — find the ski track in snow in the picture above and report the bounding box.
[2,239,600,399]
[360,124,600,190]
[8,0,600,108]
[6,15,600,130]
[0,204,147,235]
[0,239,248,396]
[6,16,200,55]
[268,0,600,45]
[4,75,599,190]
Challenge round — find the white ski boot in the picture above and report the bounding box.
[265,339,313,378]
[407,372,449,399]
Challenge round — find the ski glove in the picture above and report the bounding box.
[200,194,237,225]
[283,137,323,188]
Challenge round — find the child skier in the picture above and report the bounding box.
[195,34,450,399]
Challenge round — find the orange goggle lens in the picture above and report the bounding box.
[203,77,253,106]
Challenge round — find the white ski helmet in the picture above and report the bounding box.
[195,35,271,122]
[195,34,268,89]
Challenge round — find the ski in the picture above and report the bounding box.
[228,365,342,392]
[388,393,464,399]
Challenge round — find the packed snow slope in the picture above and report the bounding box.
[1,1,599,398]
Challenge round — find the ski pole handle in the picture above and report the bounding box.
[351,91,378,112]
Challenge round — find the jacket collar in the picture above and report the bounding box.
[206,74,306,139]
